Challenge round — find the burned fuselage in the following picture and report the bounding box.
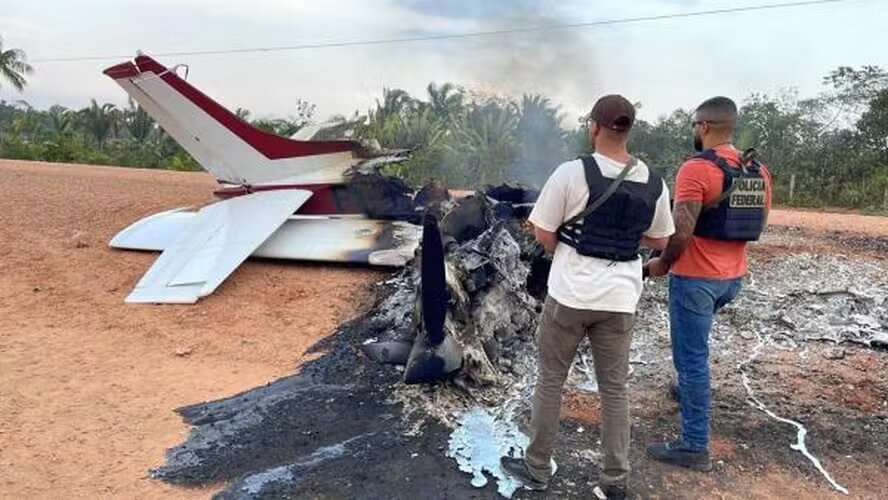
[361,186,547,385]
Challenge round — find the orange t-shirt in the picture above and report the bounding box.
[670,145,772,279]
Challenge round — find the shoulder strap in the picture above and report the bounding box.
[562,155,638,227]
[693,149,720,163]
[582,154,605,190]
[646,168,664,201]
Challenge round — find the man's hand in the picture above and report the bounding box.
[646,200,700,279]
[644,257,670,278]
[534,226,558,254]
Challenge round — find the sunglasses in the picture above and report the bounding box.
[691,119,727,128]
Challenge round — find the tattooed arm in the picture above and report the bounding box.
[645,200,702,277]
[660,200,702,264]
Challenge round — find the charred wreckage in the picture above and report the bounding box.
[103,55,887,498]
[149,176,563,498]
[359,182,547,386]
[149,166,888,498]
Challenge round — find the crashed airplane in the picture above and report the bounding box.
[104,54,548,386]
[103,54,422,304]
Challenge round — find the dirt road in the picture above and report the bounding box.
[0,160,382,498]
[0,159,885,499]
[768,208,888,237]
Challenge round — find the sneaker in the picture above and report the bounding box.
[603,484,628,499]
[646,441,712,472]
[500,456,548,491]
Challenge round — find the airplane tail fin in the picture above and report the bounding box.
[103,55,361,185]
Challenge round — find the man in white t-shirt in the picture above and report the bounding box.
[501,95,674,499]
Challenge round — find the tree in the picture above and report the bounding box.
[445,102,518,186]
[824,66,888,110]
[737,92,821,166]
[252,99,316,137]
[0,37,33,92]
[512,94,568,186]
[375,88,414,121]
[629,109,693,180]
[9,100,43,141]
[234,107,251,121]
[47,105,73,134]
[0,71,885,209]
[78,99,120,149]
[425,82,464,121]
[124,98,154,141]
[857,89,888,151]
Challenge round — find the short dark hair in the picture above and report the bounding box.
[695,96,737,123]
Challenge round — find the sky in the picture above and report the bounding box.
[1,0,886,125]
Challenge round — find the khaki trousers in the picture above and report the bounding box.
[524,296,635,486]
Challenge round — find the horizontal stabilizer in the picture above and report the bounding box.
[124,190,312,304]
[111,211,421,268]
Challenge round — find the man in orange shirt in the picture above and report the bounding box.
[644,97,772,471]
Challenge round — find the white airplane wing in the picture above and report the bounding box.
[125,190,312,304]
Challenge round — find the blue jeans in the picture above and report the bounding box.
[669,275,742,451]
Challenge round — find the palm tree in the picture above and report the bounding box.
[376,88,413,120]
[9,100,43,141]
[79,99,120,148]
[426,82,464,121]
[0,37,33,92]
[513,94,568,185]
[47,105,73,134]
[235,107,251,121]
[361,88,414,145]
[447,102,518,186]
[124,98,154,141]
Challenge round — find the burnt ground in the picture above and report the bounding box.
[2,160,886,499]
[153,225,888,500]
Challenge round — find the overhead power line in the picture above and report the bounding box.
[31,0,856,63]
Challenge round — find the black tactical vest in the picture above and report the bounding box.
[692,149,767,241]
[558,155,663,261]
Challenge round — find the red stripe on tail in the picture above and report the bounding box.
[103,55,360,160]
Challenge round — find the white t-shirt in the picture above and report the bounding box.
[528,153,675,313]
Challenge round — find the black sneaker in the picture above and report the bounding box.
[646,441,712,472]
[603,484,628,499]
[500,456,548,491]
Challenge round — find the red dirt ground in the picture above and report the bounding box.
[0,160,383,498]
[768,208,888,237]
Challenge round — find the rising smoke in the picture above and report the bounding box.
[397,0,598,188]
[399,0,599,107]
